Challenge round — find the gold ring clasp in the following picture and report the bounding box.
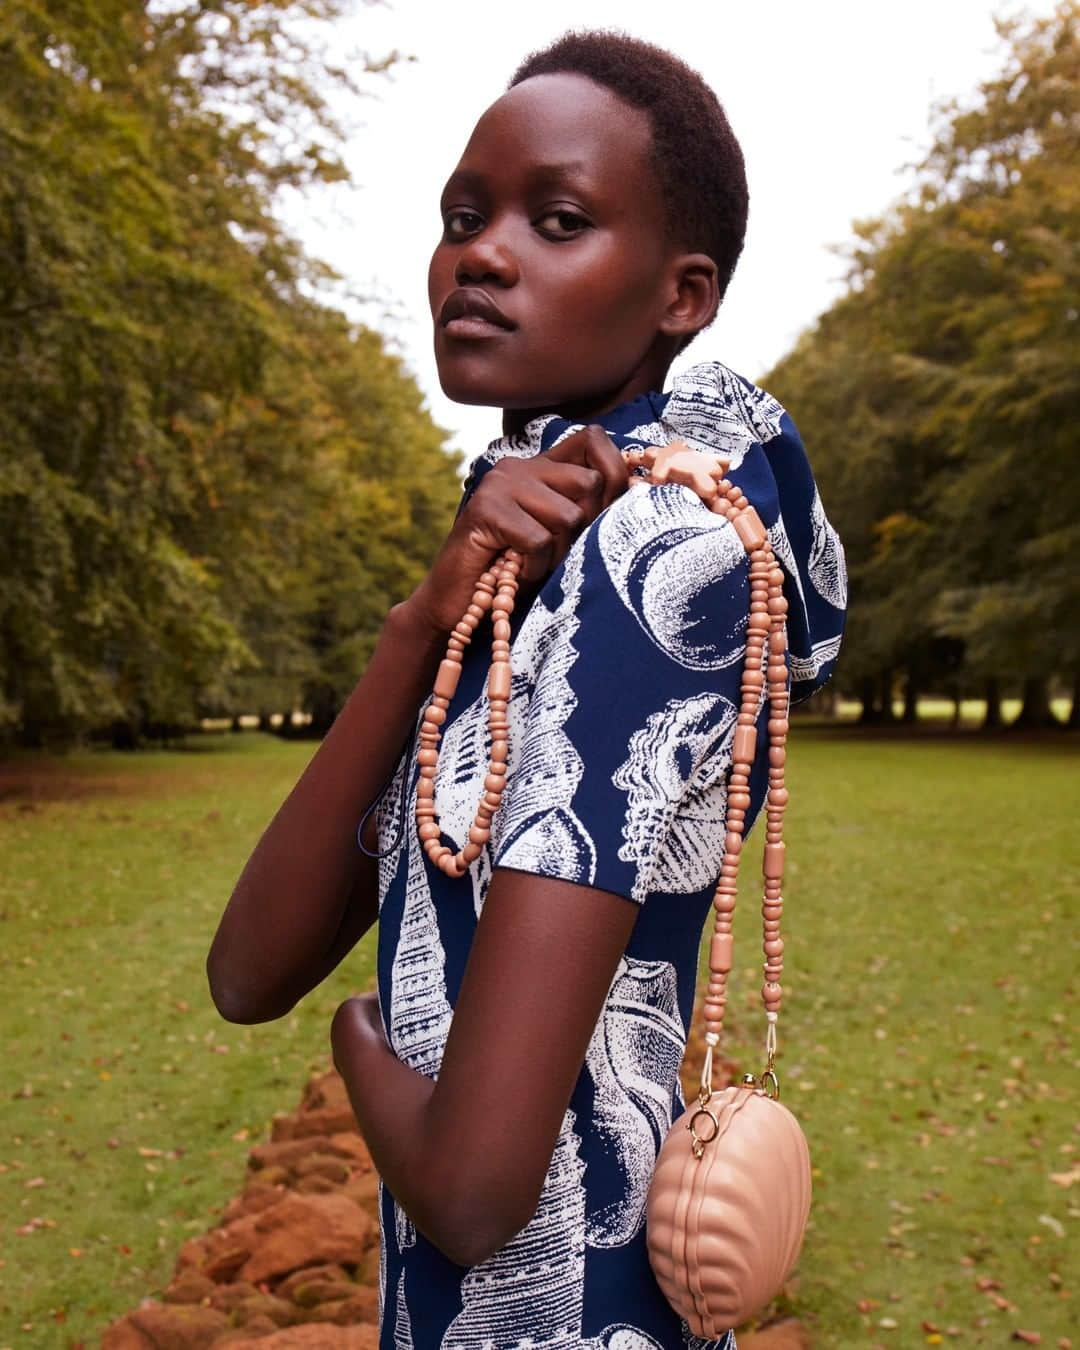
[686,1105,720,1158]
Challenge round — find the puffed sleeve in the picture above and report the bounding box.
[489,479,756,905]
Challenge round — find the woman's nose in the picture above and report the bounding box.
[454,230,519,289]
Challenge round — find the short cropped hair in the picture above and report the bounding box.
[509,30,749,331]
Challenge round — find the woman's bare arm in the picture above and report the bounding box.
[205,601,447,1024]
[331,866,640,1267]
[206,425,629,1025]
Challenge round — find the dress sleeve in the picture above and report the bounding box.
[489,480,754,906]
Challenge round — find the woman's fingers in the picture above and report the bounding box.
[544,425,629,511]
[412,426,632,630]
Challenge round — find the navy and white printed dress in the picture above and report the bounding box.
[371,361,847,1349]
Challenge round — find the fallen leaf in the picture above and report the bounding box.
[976,1276,1003,1292]
[1038,1214,1065,1238]
[1012,1333,1041,1345]
[1049,1167,1079,1189]
[24,1177,45,1189]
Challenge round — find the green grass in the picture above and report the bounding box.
[713,729,1078,1347]
[0,735,376,1347]
[0,730,1076,1348]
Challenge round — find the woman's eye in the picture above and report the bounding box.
[443,209,484,240]
[536,209,591,239]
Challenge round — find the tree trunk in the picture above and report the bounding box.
[879,669,896,723]
[307,687,338,740]
[902,670,919,724]
[1014,675,1061,728]
[1069,672,1080,730]
[109,719,139,751]
[858,677,878,725]
[982,676,1002,730]
[949,683,962,729]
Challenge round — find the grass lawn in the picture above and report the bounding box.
[0,729,1076,1348]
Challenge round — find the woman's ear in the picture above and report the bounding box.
[659,253,720,343]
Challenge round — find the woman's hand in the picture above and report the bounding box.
[403,424,629,639]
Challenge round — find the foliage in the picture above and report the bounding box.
[766,3,1079,724]
[0,1,460,746]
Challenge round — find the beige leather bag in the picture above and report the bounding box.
[644,488,812,1337]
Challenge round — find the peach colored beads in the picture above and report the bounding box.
[416,438,791,1056]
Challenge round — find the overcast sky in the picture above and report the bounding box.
[280,0,1047,460]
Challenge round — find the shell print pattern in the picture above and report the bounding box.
[613,693,738,901]
[393,1267,413,1349]
[441,1110,588,1349]
[583,957,687,1248]
[596,488,749,672]
[661,362,786,462]
[489,539,597,884]
[808,487,848,610]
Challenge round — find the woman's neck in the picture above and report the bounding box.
[500,354,674,438]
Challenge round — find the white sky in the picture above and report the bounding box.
[280,0,1046,460]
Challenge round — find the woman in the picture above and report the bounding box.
[207,30,846,1349]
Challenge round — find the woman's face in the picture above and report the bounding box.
[428,73,679,423]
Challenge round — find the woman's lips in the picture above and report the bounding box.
[442,315,514,339]
[438,287,516,340]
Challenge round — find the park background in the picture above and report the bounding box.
[0,0,1076,1346]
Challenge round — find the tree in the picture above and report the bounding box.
[0,2,461,746]
[765,2,1079,727]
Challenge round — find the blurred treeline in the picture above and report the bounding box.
[2,5,1077,749]
[0,1,463,748]
[765,2,1079,728]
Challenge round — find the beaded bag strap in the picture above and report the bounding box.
[413,440,790,1109]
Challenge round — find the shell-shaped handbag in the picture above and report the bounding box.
[641,450,812,1337]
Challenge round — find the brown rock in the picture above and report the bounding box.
[275,1264,350,1301]
[286,1276,361,1309]
[272,1104,358,1142]
[301,1070,352,1112]
[316,1288,380,1325]
[217,1316,280,1342]
[233,1293,304,1328]
[241,1193,377,1284]
[208,1280,260,1312]
[162,1269,216,1304]
[295,1153,354,1185]
[295,1172,338,1196]
[101,1302,229,1349]
[225,1326,378,1350]
[249,1134,370,1175]
[248,1165,290,1190]
[343,1169,380,1222]
[224,1184,289,1223]
[738,1320,812,1350]
[354,1244,381,1287]
[101,1318,150,1350]
[176,1209,264,1281]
